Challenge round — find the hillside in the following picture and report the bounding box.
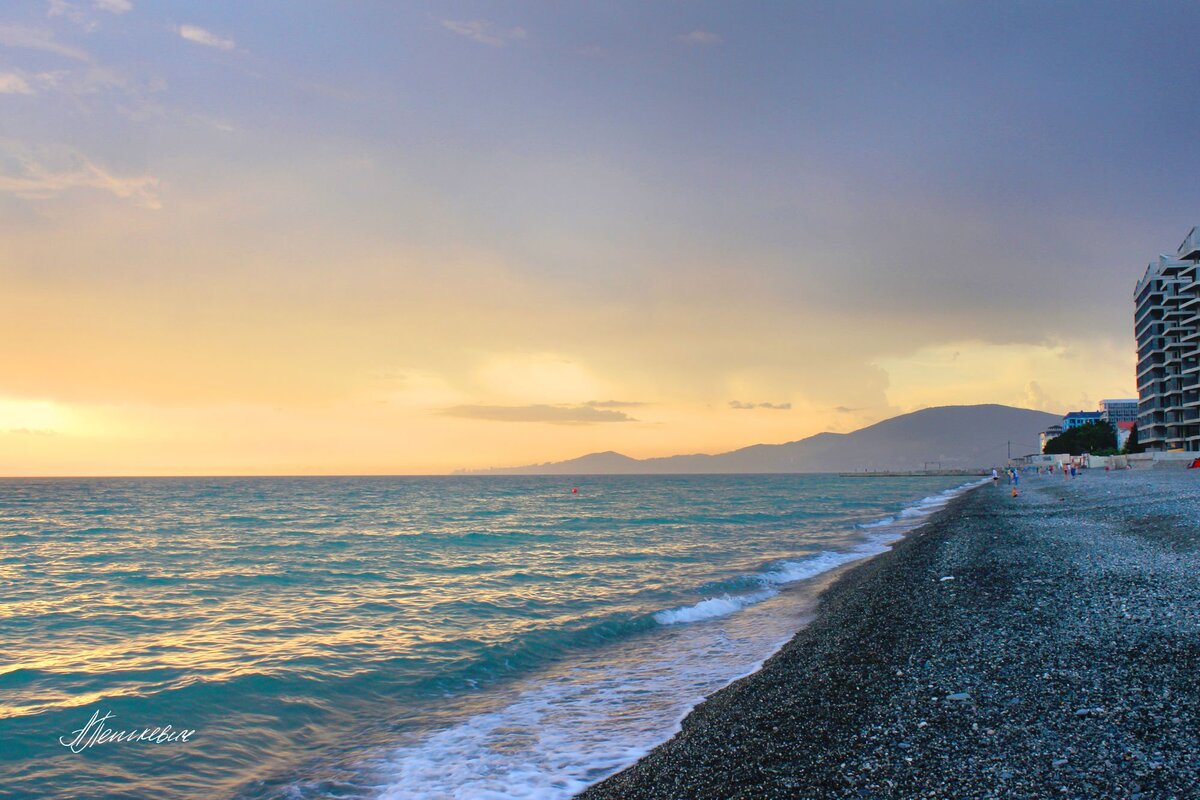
[465,404,1061,474]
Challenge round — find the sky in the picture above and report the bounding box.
[1,1,1198,475]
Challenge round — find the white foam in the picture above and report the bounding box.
[370,478,990,800]
[758,549,871,585]
[653,589,777,625]
[654,478,988,630]
[373,597,802,800]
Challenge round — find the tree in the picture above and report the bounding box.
[1043,421,1117,456]
[1122,422,1144,454]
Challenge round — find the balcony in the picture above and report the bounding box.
[1179,226,1200,260]
[1136,318,1163,341]
[1165,306,1190,320]
[1137,362,1165,382]
[1135,301,1165,326]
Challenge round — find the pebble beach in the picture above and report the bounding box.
[580,469,1200,799]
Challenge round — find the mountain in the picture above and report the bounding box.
[465,404,1061,474]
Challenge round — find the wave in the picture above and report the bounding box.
[648,477,985,630]
[654,589,777,625]
[759,548,875,585]
[366,478,990,800]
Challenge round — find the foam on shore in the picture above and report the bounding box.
[369,479,986,799]
[652,478,987,628]
[581,471,1200,799]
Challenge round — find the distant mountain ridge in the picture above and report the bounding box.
[464,404,1060,474]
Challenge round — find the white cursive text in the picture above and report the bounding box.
[59,710,196,753]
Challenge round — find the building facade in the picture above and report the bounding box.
[1039,424,1063,453]
[1134,226,1200,452]
[1062,411,1104,430]
[1099,398,1138,424]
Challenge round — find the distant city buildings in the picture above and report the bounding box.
[1039,424,1063,453]
[1062,411,1105,430]
[1037,400,1138,454]
[1099,398,1139,424]
[1134,226,1200,452]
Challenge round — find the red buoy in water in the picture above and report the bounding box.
[571,487,579,494]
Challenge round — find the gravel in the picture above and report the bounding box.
[578,470,1200,799]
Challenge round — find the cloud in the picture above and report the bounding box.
[47,1,96,31]
[0,72,35,95]
[729,400,792,410]
[441,404,635,424]
[585,399,646,408]
[0,24,90,61]
[177,24,234,50]
[46,0,129,29]
[1021,380,1060,412]
[34,65,135,95]
[0,144,160,208]
[3,65,161,115]
[677,30,721,45]
[834,406,863,414]
[441,19,526,47]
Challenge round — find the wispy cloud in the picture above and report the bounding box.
[441,404,635,424]
[176,24,234,50]
[441,19,526,47]
[95,0,131,13]
[677,30,721,45]
[0,24,90,61]
[729,400,792,411]
[46,0,130,29]
[0,72,35,95]
[0,143,160,208]
[47,0,96,31]
[585,399,646,408]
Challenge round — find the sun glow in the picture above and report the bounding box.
[0,397,71,434]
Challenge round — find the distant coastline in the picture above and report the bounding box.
[463,404,1058,475]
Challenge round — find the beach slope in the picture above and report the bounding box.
[580,471,1200,799]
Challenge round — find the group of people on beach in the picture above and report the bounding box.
[992,462,1078,487]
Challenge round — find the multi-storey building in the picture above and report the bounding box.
[1062,411,1104,430]
[1039,424,1063,453]
[1098,398,1138,424]
[1134,226,1200,451]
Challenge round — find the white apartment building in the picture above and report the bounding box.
[1099,398,1138,424]
[1134,226,1200,451]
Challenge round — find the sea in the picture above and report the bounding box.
[0,474,982,800]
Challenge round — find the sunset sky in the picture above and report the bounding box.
[2,2,1199,475]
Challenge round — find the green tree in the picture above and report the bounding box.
[1122,422,1144,454]
[1044,421,1117,456]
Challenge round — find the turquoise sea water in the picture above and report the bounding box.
[0,475,979,799]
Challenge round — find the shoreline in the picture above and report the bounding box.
[367,478,981,799]
[579,471,1200,799]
